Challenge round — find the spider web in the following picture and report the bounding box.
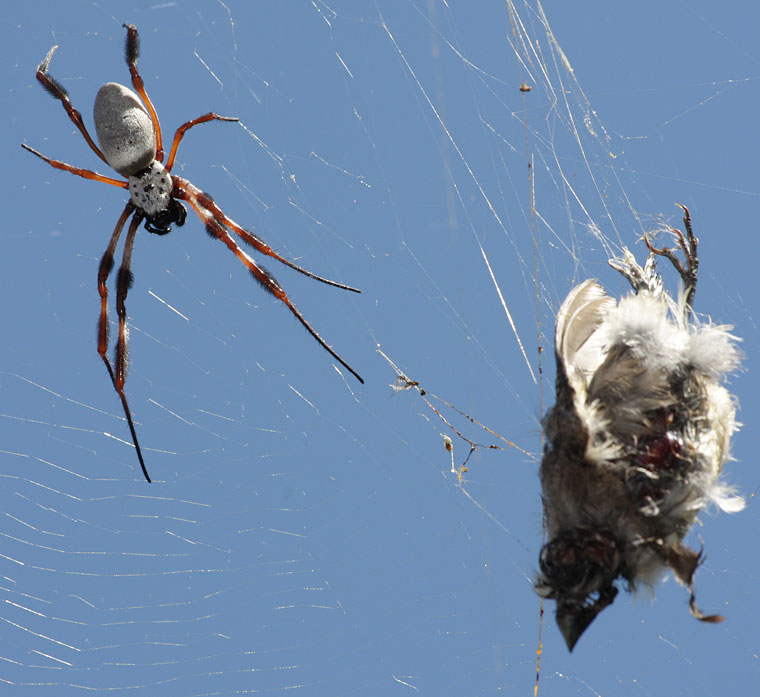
[5,1,759,694]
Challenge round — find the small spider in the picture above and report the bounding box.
[22,24,363,483]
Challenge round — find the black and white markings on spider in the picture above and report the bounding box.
[128,162,175,224]
[22,23,363,483]
[536,206,744,651]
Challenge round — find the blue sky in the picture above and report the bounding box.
[3,1,759,694]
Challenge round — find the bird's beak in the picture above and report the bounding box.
[556,603,603,651]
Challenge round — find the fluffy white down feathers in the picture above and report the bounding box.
[559,266,742,510]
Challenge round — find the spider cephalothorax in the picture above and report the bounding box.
[537,206,744,650]
[22,23,363,482]
[127,162,186,234]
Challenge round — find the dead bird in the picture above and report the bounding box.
[536,205,744,651]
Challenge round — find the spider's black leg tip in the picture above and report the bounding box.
[138,456,152,483]
[344,364,364,385]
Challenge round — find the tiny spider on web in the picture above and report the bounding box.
[22,23,363,483]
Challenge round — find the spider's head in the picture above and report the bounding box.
[143,199,187,235]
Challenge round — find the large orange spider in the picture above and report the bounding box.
[22,24,363,482]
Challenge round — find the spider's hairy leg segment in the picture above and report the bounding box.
[121,23,163,161]
[98,204,134,367]
[165,113,240,171]
[203,221,279,293]
[114,219,140,390]
[177,179,361,294]
[117,267,136,293]
[122,22,140,64]
[21,144,128,189]
[183,191,364,383]
[33,45,109,164]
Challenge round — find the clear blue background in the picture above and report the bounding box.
[3,1,758,694]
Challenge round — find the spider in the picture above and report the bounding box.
[22,24,363,483]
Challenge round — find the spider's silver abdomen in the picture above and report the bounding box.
[128,161,172,217]
[94,82,156,176]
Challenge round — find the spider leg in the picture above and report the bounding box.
[122,24,164,162]
[175,177,361,294]
[21,144,128,188]
[97,207,152,482]
[33,44,109,165]
[165,113,240,171]
[177,185,364,384]
[98,203,135,383]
